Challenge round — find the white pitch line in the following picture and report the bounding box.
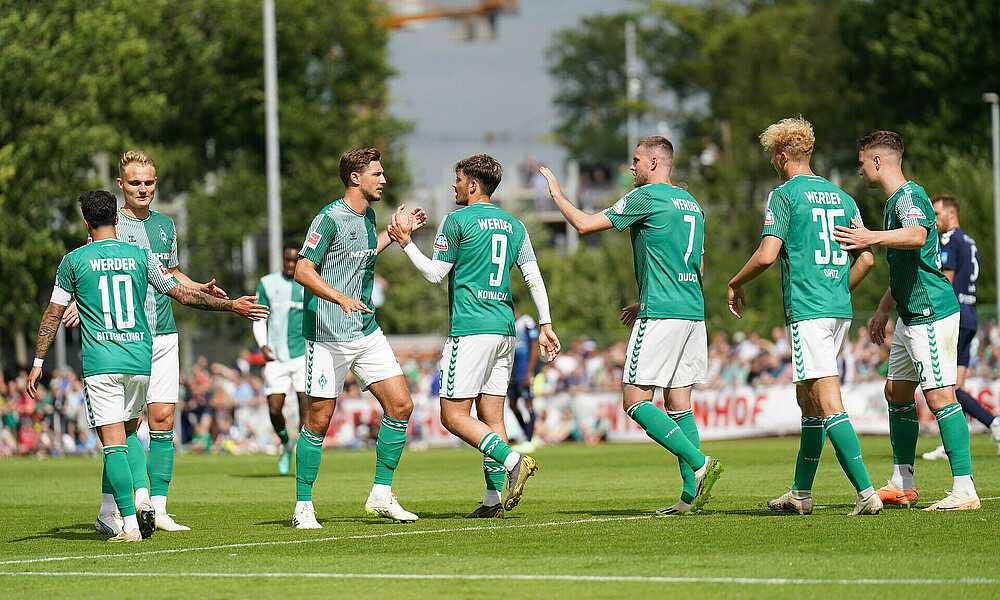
[0,514,653,567]
[1,571,998,586]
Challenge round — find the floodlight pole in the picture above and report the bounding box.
[984,92,1000,322]
[625,20,639,159]
[263,0,282,273]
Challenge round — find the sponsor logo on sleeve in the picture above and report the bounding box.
[940,251,949,263]
[305,231,322,250]
[433,233,449,251]
[763,209,775,226]
[903,205,926,220]
[610,196,627,214]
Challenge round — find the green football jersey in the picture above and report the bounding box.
[432,203,535,337]
[603,183,705,321]
[300,199,378,343]
[55,240,178,377]
[256,272,305,361]
[114,209,179,335]
[883,181,959,325]
[760,175,858,324]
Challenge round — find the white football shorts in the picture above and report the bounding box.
[83,373,149,427]
[623,318,707,388]
[887,312,959,390]
[148,333,179,404]
[439,334,515,399]
[305,328,403,398]
[263,355,307,396]
[787,317,851,383]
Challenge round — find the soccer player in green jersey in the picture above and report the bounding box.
[727,117,881,516]
[387,154,560,517]
[539,136,724,515]
[26,190,267,541]
[64,151,231,532]
[253,240,309,475]
[292,148,427,528]
[833,131,979,511]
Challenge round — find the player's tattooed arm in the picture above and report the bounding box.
[27,302,67,399]
[166,284,269,320]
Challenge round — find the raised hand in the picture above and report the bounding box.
[538,166,564,200]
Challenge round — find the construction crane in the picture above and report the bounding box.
[379,1,519,41]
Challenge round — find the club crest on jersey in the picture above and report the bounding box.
[433,233,448,251]
[904,205,926,220]
[763,209,775,226]
[305,232,322,249]
[610,196,627,214]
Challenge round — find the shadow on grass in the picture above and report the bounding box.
[229,473,288,479]
[10,523,102,542]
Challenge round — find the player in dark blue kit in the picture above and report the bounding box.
[509,307,540,451]
[923,195,1000,459]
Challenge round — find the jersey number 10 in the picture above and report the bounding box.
[812,208,848,266]
[97,274,137,329]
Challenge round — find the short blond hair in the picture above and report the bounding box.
[119,150,156,179]
[759,117,814,161]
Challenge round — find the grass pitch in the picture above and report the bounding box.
[2,435,998,599]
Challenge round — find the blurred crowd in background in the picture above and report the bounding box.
[6,321,1000,459]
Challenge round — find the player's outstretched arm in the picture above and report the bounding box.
[727,236,782,318]
[833,219,927,251]
[294,256,373,315]
[165,285,268,320]
[27,301,67,399]
[538,167,614,236]
[847,248,875,292]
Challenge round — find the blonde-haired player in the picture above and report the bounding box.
[729,117,881,515]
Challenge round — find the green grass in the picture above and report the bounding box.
[2,435,998,599]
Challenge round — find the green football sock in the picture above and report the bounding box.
[125,429,148,493]
[102,463,113,494]
[823,412,872,493]
[295,426,324,501]
[626,401,705,470]
[103,445,136,517]
[933,403,973,477]
[277,428,290,445]
[887,400,919,465]
[483,456,505,492]
[668,409,700,504]
[793,416,825,491]
[374,416,408,485]
[478,432,514,465]
[147,430,174,497]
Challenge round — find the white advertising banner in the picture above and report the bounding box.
[330,378,999,447]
